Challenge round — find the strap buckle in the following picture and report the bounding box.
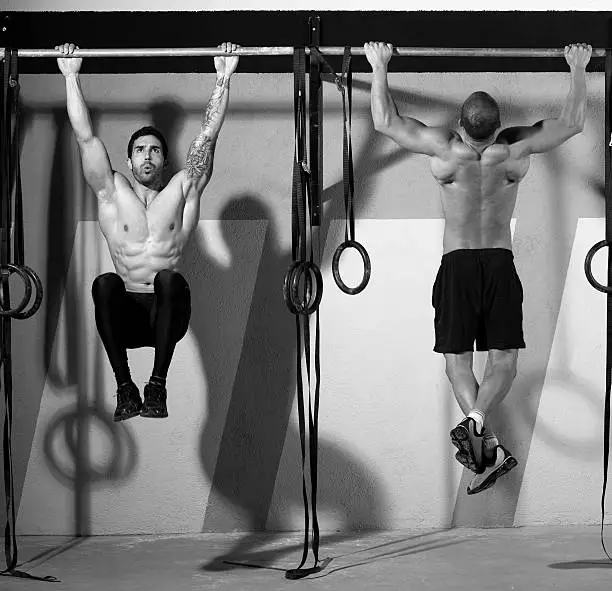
[334,74,344,94]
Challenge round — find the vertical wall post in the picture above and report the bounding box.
[308,15,322,227]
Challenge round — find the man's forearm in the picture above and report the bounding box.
[65,74,95,144]
[371,67,399,130]
[559,67,587,131]
[185,74,231,178]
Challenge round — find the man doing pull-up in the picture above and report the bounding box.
[57,41,240,421]
[365,41,591,494]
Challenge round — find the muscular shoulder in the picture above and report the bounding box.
[93,170,128,202]
[481,143,512,165]
[113,170,132,188]
[494,127,533,162]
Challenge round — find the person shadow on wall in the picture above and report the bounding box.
[149,95,392,571]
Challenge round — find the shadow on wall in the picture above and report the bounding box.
[40,109,138,537]
[147,98,394,568]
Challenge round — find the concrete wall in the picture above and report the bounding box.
[4,66,606,537]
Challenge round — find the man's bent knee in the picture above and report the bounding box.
[154,270,188,295]
[92,272,124,302]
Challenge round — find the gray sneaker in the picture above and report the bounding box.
[450,417,485,473]
[467,445,518,495]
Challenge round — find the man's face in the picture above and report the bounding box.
[127,135,167,186]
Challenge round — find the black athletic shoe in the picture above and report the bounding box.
[450,417,485,473]
[114,381,143,422]
[140,382,168,418]
[467,445,518,495]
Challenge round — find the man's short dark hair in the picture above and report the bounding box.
[460,92,501,140]
[127,126,169,160]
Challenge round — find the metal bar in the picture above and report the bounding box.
[1,47,607,59]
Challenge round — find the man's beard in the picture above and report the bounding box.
[134,164,162,187]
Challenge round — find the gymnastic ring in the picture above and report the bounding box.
[332,240,371,295]
[10,265,43,320]
[289,263,313,314]
[283,261,323,315]
[0,263,32,317]
[290,261,323,314]
[584,240,612,294]
[283,262,302,314]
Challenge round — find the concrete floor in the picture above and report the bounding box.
[3,526,612,590]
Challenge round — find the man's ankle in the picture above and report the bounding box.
[467,409,485,435]
[149,375,166,388]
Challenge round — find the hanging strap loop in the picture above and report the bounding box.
[284,46,326,580]
[330,47,371,296]
[1,49,53,583]
[584,47,612,562]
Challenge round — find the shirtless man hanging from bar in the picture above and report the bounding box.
[56,41,240,421]
[365,41,591,494]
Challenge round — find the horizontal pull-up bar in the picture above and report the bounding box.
[1,47,607,59]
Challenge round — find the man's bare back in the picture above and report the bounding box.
[364,41,591,254]
[430,133,530,253]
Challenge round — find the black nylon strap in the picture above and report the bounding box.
[292,48,310,572]
[285,47,325,579]
[602,47,612,561]
[329,47,371,296]
[9,51,23,267]
[1,48,16,576]
[0,50,56,583]
[340,48,355,243]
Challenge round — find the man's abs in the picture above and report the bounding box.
[106,238,183,292]
[98,175,194,291]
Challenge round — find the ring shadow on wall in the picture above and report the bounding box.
[40,108,138,538]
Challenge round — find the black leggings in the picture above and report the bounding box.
[92,270,191,385]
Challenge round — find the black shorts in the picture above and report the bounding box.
[432,248,525,354]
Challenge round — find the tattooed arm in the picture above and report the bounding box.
[182,42,240,199]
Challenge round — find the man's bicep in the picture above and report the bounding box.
[503,121,576,156]
[79,136,115,197]
[178,169,210,205]
[179,175,206,230]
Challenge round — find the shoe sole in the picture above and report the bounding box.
[467,455,518,495]
[140,410,168,418]
[113,408,142,422]
[450,424,482,472]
